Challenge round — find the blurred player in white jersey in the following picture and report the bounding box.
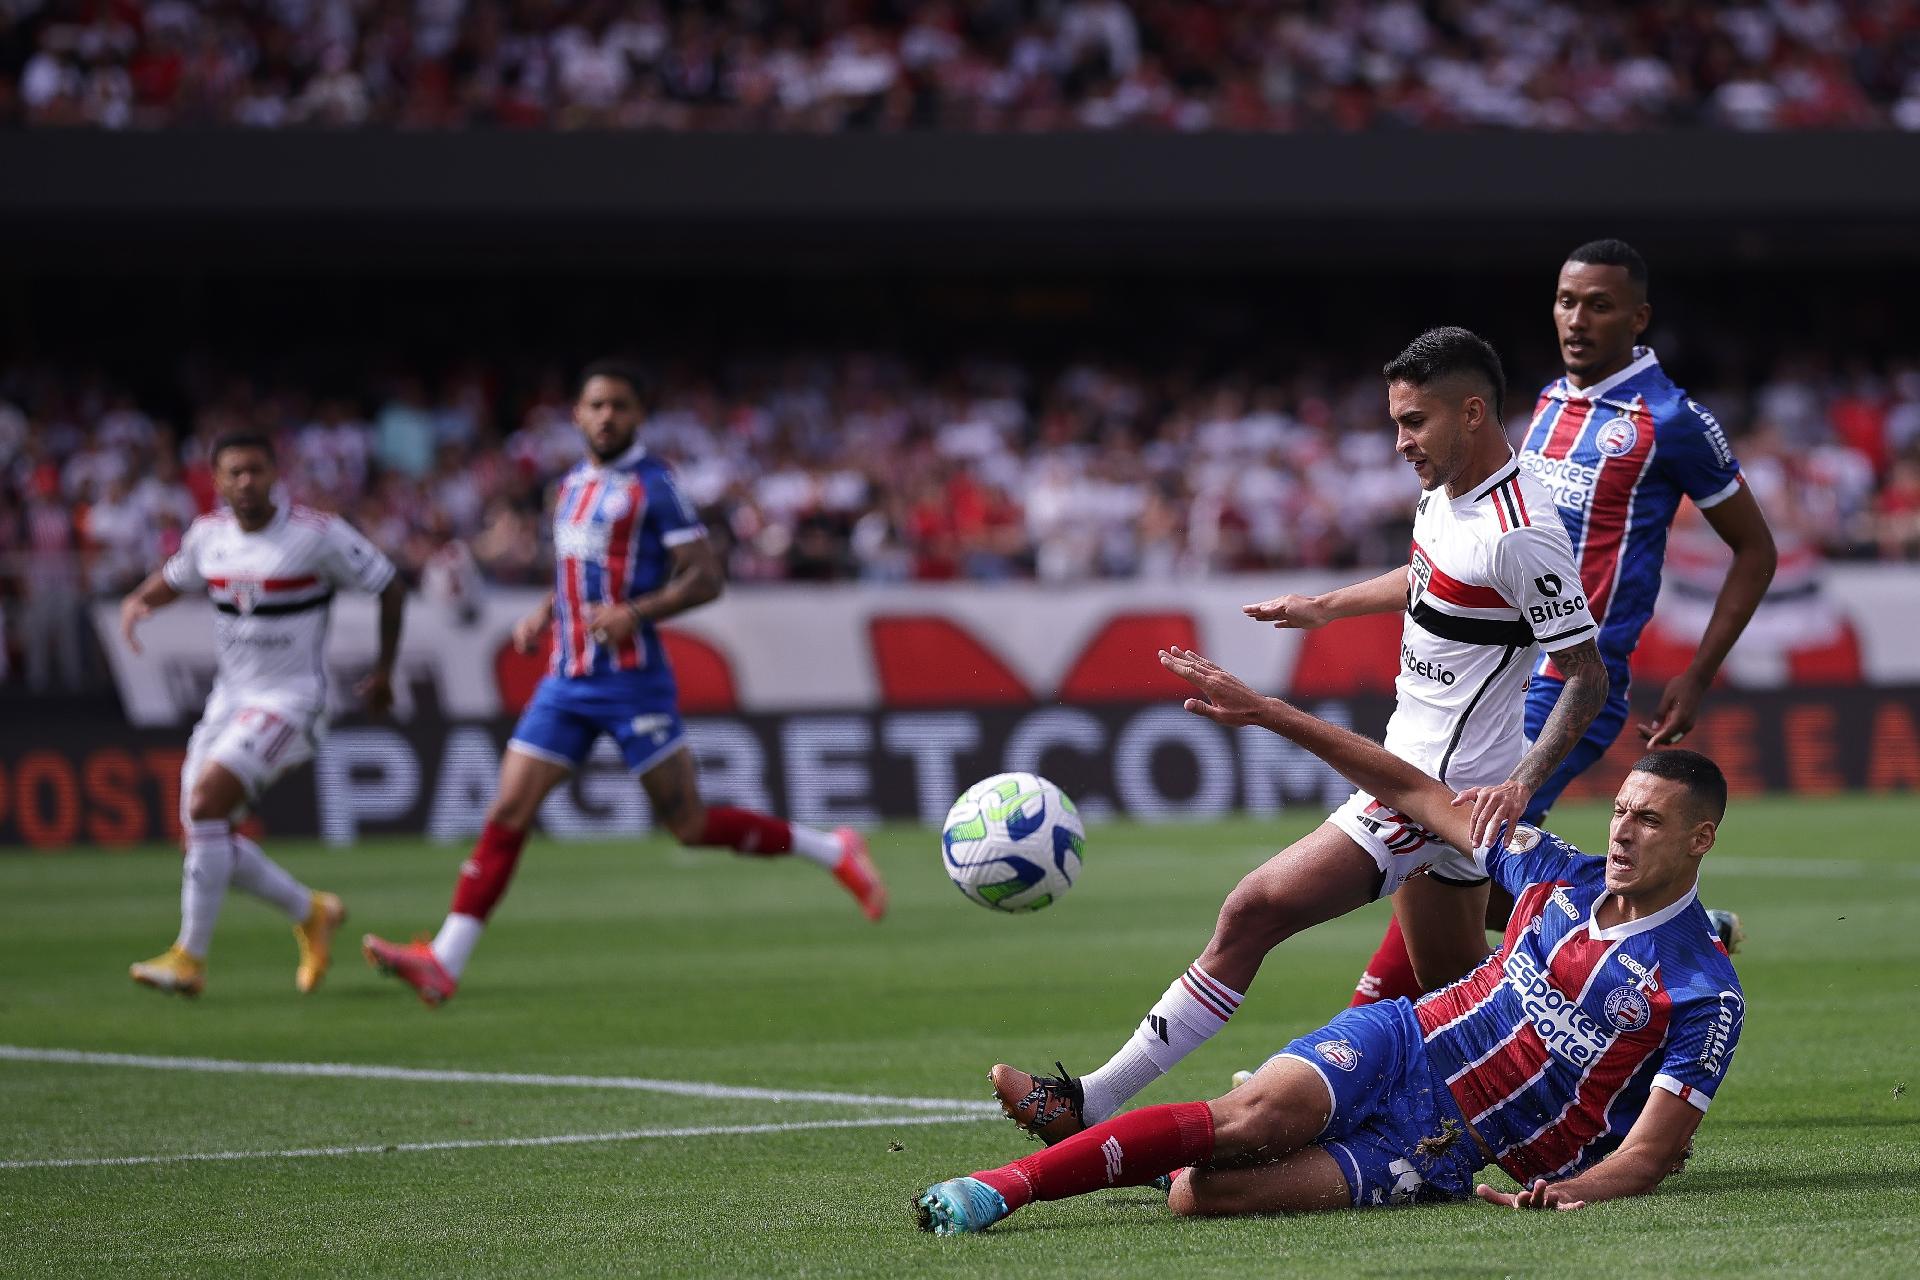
[990,329,1611,1143]
[118,434,407,997]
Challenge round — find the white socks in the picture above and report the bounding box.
[1079,961,1246,1123]
[787,823,843,869]
[229,834,312,920]
[177,821,320,955]
[432,913,485,979]
[177,819,236,957]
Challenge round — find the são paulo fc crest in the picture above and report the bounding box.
[1603,984,1652,1032]
[1315,1039,1361,1072]
[230,580,260,616]
[1596,416,1640,458]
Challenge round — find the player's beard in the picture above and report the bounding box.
[588,428,636,462]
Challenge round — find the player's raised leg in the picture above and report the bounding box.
[639,747,887,922]
[993,823,1376,1142]
[229,831,346,993]
[364,743,571,1006]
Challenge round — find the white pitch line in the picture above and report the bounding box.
[0,1046,1000,1114]
[0,1112,986,1172]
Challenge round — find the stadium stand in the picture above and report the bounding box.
[5,0,1919,132]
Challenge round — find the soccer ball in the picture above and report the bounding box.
[940,772,1085,912]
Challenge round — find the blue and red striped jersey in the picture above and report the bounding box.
[1415,824,1743,1185]
[548,444,707,680]
[1519,348,1743,678]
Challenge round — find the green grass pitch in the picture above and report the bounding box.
[3,795,1917,1278]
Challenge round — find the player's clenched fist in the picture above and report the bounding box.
[1241,593,1333,629]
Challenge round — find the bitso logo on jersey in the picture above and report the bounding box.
[1596,415,1640,457]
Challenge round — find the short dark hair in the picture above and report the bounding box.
[1567,238,1649,295]
[210,433,275,465]
[577,358,647,400]
[1382,326,1506,423]
[1628,748,1727,823]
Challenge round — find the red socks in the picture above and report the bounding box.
[972,1103,1215,1211]
[1350,914,1424,1007]
[696,806,795,856]
[450,820,527,920]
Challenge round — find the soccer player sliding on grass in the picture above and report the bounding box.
[364,361,886,1006]
[915,646,1742,1233]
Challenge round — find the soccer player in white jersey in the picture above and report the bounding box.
[118,434,406,997]
[991,328,1611,1144]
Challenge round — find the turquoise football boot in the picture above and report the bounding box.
[913,1177,1011,1235]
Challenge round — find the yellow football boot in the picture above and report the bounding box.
[294,892,348,993]
[130,945,205,997]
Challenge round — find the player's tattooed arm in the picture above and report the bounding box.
[118,568,182,656]
[1476,1086,1704,1210]
[1242,565,1410,629]
[1454,639,1607,848]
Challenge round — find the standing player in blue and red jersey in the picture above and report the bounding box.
[1349,240,1776,1005]
[365,361,887,1005]
[914,648,1741,1233]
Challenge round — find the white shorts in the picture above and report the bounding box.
[181,703,319,825]
[1327,790,1486,900]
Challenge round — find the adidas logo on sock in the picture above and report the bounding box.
[1146,1015,1170,1044]
[1101,1136,1124,1184]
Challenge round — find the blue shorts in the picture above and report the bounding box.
[1521,668,1633,822]
[1274,1000,1484,1207]
[508,673,686,774]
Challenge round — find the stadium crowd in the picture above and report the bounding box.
[6,0,1920,132]
[2,344,1918,689]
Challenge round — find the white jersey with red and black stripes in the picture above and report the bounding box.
[547,441,707,681]
[162,502,396,715]
[1415,824,1743,1184]
[1390,456,1598,789]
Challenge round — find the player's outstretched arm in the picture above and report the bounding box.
[1160,646,1472,852]
[1641,486,1775,746]
[118,568,182,656]
[1242,565,1410,629]
[1474,1087,1703,1211]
